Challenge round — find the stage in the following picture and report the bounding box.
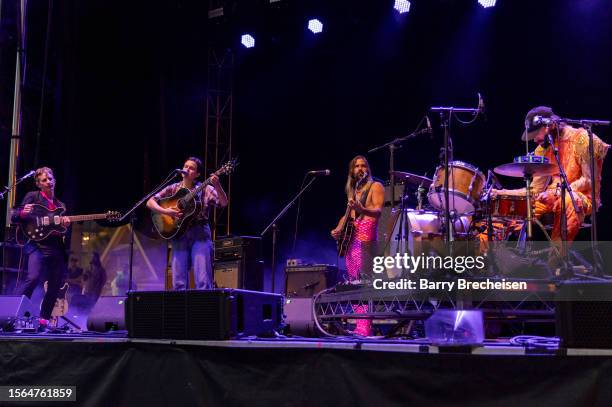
[1,333,612,406]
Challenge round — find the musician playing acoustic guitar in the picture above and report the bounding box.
[147,157,227,290]
[331,155,383,336]
[11,167,70,325]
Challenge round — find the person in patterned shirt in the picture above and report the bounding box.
[331,155,384,336]
[147,157,227,289]
[493,106,609,241]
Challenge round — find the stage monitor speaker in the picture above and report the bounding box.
[86,296,127,332]
[285,264,338,298]
[126,289,284,340]
[0,295,35,321]
[214,259,264,291]
[556,282,612,349]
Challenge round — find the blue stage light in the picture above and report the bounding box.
[393,0,411,14]
[478,0,496,8]
[241,34,255,48]
[308,19,323,34]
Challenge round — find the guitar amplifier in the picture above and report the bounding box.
[214,259,264,291]
[126,289,284,340]
[285,264,338,298]
[214,236,262,261]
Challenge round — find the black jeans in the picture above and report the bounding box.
[19,247,66,320]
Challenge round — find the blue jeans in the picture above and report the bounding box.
[171,223,214,290]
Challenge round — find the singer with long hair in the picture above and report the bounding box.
[331,155,384,336]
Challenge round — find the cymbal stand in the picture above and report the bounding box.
[368,126,432,211]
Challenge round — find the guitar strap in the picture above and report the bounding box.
[356,182,372,220]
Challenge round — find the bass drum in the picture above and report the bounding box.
[428,161,486,215]
[383,209,472,278]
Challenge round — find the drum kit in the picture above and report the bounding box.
[383,155,559,252]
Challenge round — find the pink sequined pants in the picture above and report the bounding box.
[345,217,377,336]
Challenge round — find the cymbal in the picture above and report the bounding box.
[494,162,558,178]
[390,171,433,187]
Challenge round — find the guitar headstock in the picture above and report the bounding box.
[106,211,122,222]
[215,158,239,177]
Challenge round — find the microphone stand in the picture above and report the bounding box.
[546,134,580,270]
[560,117,610,276]
[260,176,320,294]
[368,127,432,211]
[430,106,481,242]
[0,171,34,201]
[120,171,181,292]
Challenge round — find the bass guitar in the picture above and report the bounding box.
[151,158,238,240]
[22,206,121,241]
[336,175,368,257]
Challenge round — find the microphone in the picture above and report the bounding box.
[175,169,188,175]
[307,169,330,176]
[533,115,553,127]
[16,170,35,183]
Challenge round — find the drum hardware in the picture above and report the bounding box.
[389,171,433,189]
[494,156,558,240]
[431,95,485,242]
[368,119,433,211]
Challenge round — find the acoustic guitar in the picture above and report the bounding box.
[151,159,238,240]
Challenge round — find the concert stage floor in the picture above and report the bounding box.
[1,333,612,406]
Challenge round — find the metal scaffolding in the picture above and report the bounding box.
[205,46,234,239]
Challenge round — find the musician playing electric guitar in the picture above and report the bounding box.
[147,157,228,290]
[330,155,383,336]
[10,167,70,325]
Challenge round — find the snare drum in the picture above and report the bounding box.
[428,161,486,215]
[490,195,528,220]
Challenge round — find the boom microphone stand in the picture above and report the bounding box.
[120,170,182,291]
[559,117,610,275]
[431,95,484,242]
[261,175,322,294]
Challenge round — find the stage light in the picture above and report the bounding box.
[478,0,496,8]
[393,0,411,14]
[307,19,323,34]
[241,34,255,48]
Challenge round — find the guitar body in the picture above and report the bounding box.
[23,205,67,241]
[336,218,355,257]
[150,158,238,240]
[151,187,202,240]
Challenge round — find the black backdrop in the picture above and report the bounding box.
[1,0,611,272]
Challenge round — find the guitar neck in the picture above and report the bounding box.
[185,170,223,202]
[66,214,108,222]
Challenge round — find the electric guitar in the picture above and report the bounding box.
[336,175,368,257]
[22,206,121,241]
[151,158,238,240]
[44,281,69,319]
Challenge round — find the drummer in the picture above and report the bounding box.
[492,106,609,242]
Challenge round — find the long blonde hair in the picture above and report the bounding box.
[345,155,373,201]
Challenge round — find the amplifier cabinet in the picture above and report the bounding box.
[285,264,338,298]
[214,259,264,291]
